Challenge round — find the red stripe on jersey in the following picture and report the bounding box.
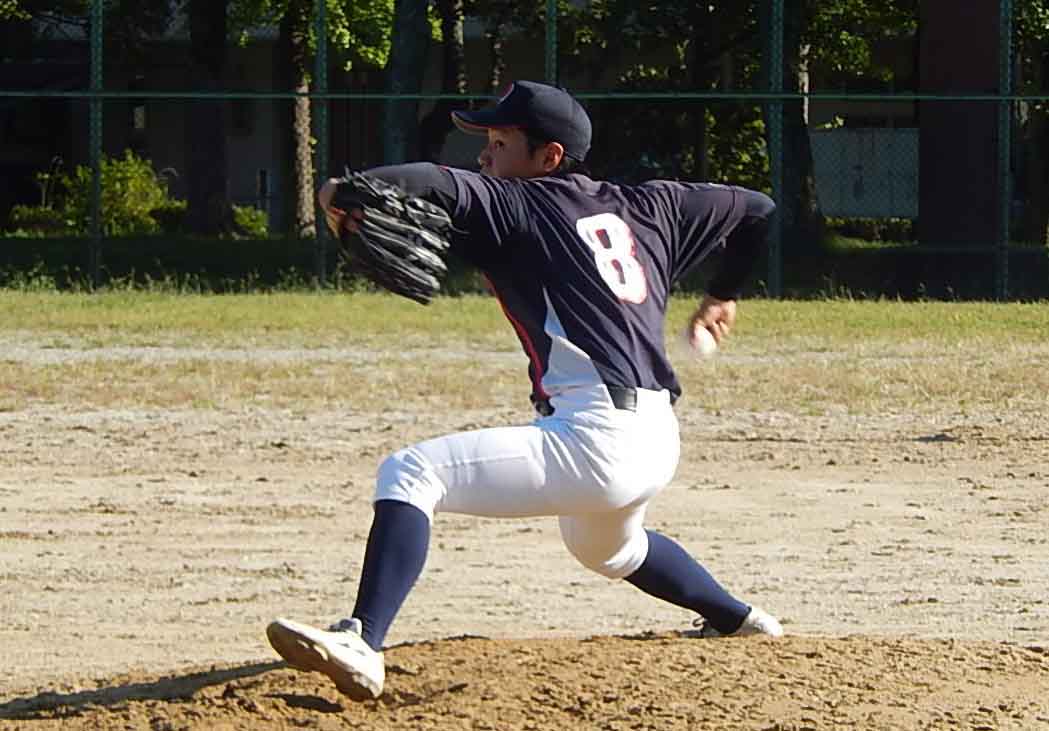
[484,274,549,400]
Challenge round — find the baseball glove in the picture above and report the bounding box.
[329,170,453,305]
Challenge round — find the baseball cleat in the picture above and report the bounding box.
[266,617,385,700]
[692,606,784,639]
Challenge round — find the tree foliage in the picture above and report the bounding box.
[9,0,1048,244]
[805,0,917,80]
[0,0,29,20]
[230,0,395,70]
[1,0,396,70]
[1016,0,1049,92]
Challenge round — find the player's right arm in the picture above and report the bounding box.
[645,182,774,345]
[691,188,774,343]
[686,294,737,346]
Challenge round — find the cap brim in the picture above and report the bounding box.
[451,108,518,136]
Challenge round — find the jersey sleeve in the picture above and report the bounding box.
[361,164,527,271]
[364,162,459,213]
[641,181,744,285]
[443,169,529,269]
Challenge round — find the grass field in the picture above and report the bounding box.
[5,290,1049,342]
[2,291,1047,416]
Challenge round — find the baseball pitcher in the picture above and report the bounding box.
[267,81,782,700]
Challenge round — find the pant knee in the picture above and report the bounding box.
[375,447,443,521]
[558,517,648,579]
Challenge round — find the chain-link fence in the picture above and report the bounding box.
[1,0,1044,299]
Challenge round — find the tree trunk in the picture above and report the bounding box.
[687,6,714,181]
[384,0,431,164]
[279,0,316,239]
[1022,48,1049,246]
[777,0,824,252]
[419,0,467,163]
[1024,112,1049,245]
[918,0,999,248]
[486,11,509,93]
[186,0,235,236]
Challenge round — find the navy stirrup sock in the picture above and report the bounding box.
[351,499,430,651]
[625,530,750,634]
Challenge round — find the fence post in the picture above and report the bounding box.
[545,0,557,85]
[766,0,784,298]
[314,0,329,286]
[996,0,1012,300]
[89,0,104,288]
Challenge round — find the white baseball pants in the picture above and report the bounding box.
[374,386,680,578]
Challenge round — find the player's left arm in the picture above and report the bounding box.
[319,163,458,237]
[319,163,526,271]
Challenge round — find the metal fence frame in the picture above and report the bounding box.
[0,0,1029,298]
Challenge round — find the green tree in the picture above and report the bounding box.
[562,0,919,251]
[231,0,395,237]
[560,1,762,185]
[4,0,398,238]
[281,0,319,239]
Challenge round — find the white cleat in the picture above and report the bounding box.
[266,617,385,700]
[693,606,784,639]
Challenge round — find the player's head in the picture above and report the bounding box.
[451,80,591,179]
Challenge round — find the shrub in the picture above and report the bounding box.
[233,205,269,238]
[62,150,170,236]
[150,200,188,234]
[5,151,268,239]
[826,217,915,243]
[8,205,69,238]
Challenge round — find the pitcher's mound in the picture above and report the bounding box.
[4,634,1048,730]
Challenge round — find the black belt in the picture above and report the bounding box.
[533,385,638,416]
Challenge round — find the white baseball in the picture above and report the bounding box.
[682,325,718,358]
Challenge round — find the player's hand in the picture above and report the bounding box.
[319,179,363,237]
[687,294,737,346]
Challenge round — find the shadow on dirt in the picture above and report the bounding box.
[0,661,284,721]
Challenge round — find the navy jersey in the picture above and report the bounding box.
[442,170,746,404]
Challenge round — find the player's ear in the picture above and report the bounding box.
[542,142,565,173]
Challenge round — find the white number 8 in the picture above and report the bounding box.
[575,213,648,304]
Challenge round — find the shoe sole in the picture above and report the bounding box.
[266,620,381,701]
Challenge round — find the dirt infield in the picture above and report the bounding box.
[4,636,1048,730]
[2,340,1049,729]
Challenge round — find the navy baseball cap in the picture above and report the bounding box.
[451,81,592,162]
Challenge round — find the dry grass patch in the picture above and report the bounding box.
[0,354,524,412]
[676,343,1049,416]
[2,292,1048,417]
